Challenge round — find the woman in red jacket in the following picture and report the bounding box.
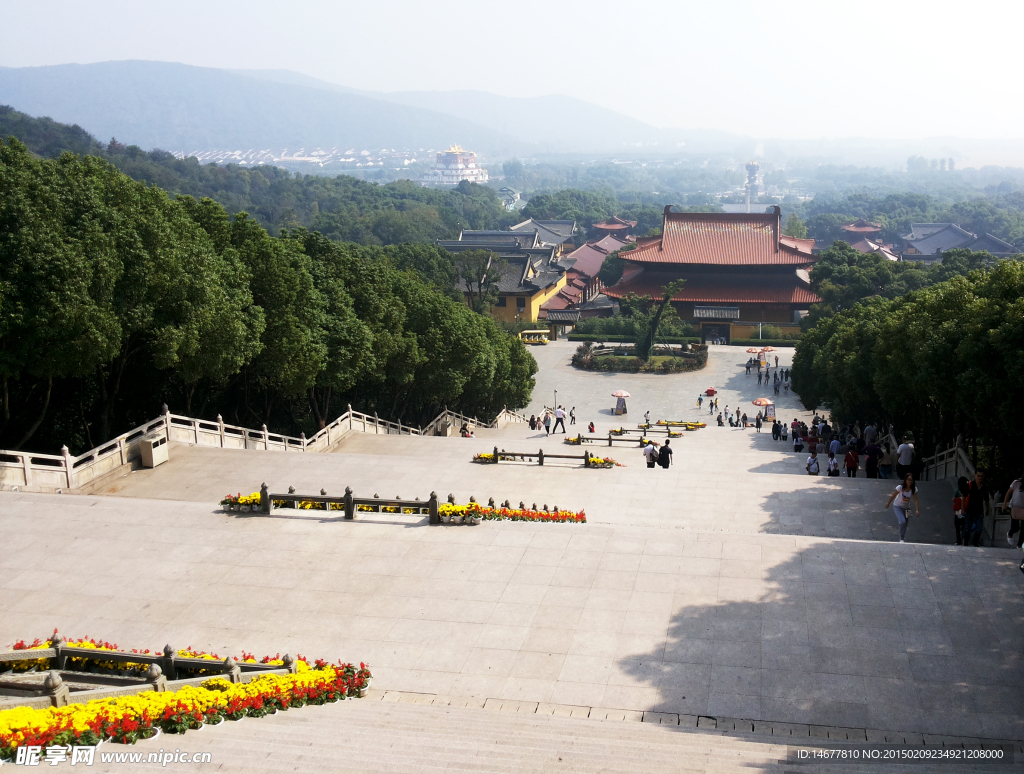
[844,448,860,478]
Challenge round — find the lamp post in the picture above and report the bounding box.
[554,389,558,410]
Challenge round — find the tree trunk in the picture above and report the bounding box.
[15,376,52,449]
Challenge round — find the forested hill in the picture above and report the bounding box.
[0,105,518,244]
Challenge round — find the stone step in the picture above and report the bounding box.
[130,700,788,773]
[127,699,1009,774]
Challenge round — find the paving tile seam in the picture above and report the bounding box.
[361,690,1023,746]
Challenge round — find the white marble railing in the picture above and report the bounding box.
[0,403,526,492]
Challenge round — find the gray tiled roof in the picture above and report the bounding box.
[967,233,1018,254]
[510,218,576,246]
[903,223,952,241]
[906,224,974,255]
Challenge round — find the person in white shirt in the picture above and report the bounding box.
[552,406,566,433]
[896,437,915,480]
[806,450,820,476]
[642,441,658,469]
[886,474,920,542]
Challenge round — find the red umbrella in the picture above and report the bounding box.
[611,390,631,398]
[752,398,774,406]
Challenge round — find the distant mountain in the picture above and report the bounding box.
[0,61,524,155]
[376,90,668,152]
[0,61,748,159]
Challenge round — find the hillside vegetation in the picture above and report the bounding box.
[0,138,536,455]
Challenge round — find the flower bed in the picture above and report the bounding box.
[653,420,706,430]
[0,635,370,760]
[587,456,620,468]
[4,636,298,677]
[439,503,585,524]
[472,452,519,463]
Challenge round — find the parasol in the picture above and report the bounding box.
[746,347,762,354]
[611,390,631,398]
[752,398,774,406]
[761,346,778,352]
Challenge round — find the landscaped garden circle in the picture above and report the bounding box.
[571,342,708,373]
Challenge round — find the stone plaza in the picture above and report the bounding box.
[2,343,1022,771]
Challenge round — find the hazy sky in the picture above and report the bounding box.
[2,0,1020,139]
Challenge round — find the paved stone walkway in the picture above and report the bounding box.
[2,491,1022,741]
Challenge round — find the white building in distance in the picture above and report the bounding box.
[420,144,488,186]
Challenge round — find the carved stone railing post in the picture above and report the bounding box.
[428,491,440,525]
[50,633,67,670]
[61,445,73,489]
[344,486,354,520]
[260,482,270,515]
[262,424,269,449]
[538,449,545,466]
[21,452,32,487]
[161,644,177,680]
[217,414,226,447]
[146,663,168,692]
[374,412,379,434]
[348,404,353,431]
[224,656,242,683]
[300,432,307,451]
[493,446,499,464]
[43,671,69,707]
[282,654,297,674]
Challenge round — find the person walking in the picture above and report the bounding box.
[954,476,969,546]
[658,439,673,469]
[529,414,537,431]
[771,420,780,440]
[775,355,779,367]
[698,394,704,409]
[709,402,715,416]
[1002,468,1024,549]
[886,473,920,542]
[741,412,748,428]
[543,412,551,436]
[755,414,763,433]
[878,443,894,479]
[644,410,651,427]
[714,398,719,411]
[745,362,751,375]
[553,406,566,433]
[896,436,915,480]
[569,407,576,425]
[588,421,596,433]
[643,440,659,469]
[963,469,990,547]
[827,451,840,477]
[806,450,820,476]
[757,372,763,386]
[844,447,860,477]
[863,441,881,479]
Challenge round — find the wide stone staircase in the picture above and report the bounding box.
[126,692,1020,774]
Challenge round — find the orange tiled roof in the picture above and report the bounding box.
[604,272,821,305]
[621,208,815,267]
[841,219,882,233]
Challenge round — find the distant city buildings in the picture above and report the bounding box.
[419,144,489,186]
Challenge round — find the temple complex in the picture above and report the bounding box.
[604,206,818,343]
[419,144,488,186]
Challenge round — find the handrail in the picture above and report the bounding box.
[1,402,518,493]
